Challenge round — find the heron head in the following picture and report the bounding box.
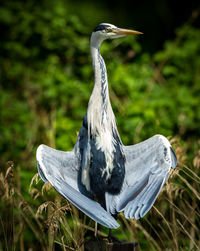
[91,23,142,47]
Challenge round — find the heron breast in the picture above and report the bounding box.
[89,134,125,197]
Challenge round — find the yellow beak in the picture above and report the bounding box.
[115,28,143,35]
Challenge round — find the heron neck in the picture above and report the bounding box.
[87,42,117,137]
[90,45,109,103]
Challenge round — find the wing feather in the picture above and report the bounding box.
[36,144,119,229]
[106,134,177,219]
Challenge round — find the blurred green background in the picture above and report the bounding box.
[0,0,200,250]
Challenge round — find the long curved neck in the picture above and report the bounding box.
[90,45,109,112]
[87,35,117,137]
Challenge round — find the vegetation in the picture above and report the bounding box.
[0,0,200,250]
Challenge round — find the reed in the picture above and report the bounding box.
[0,137,199,250]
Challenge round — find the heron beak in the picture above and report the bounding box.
[115,28,143,35]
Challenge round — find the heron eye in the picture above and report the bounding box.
[105,28,113,33]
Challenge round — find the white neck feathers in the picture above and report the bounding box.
[87,34,117,139]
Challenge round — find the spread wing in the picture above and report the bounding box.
[36,132,120,229]
[106,134,177,219]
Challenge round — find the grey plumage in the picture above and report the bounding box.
[36,23,177,229]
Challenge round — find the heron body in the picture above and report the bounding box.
[36,23,177,229]
[82,25,126,200]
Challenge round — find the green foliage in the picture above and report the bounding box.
[0,0,200,250]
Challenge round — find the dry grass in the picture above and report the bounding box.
[0,138,200,250]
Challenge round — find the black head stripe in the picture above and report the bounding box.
[93,24,110,32]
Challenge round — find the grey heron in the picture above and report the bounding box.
[36,23,177,230]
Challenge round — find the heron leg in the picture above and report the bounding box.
[94,221,98,238]
[108,229,121,243]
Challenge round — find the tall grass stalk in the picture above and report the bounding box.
[0,141,199,250]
